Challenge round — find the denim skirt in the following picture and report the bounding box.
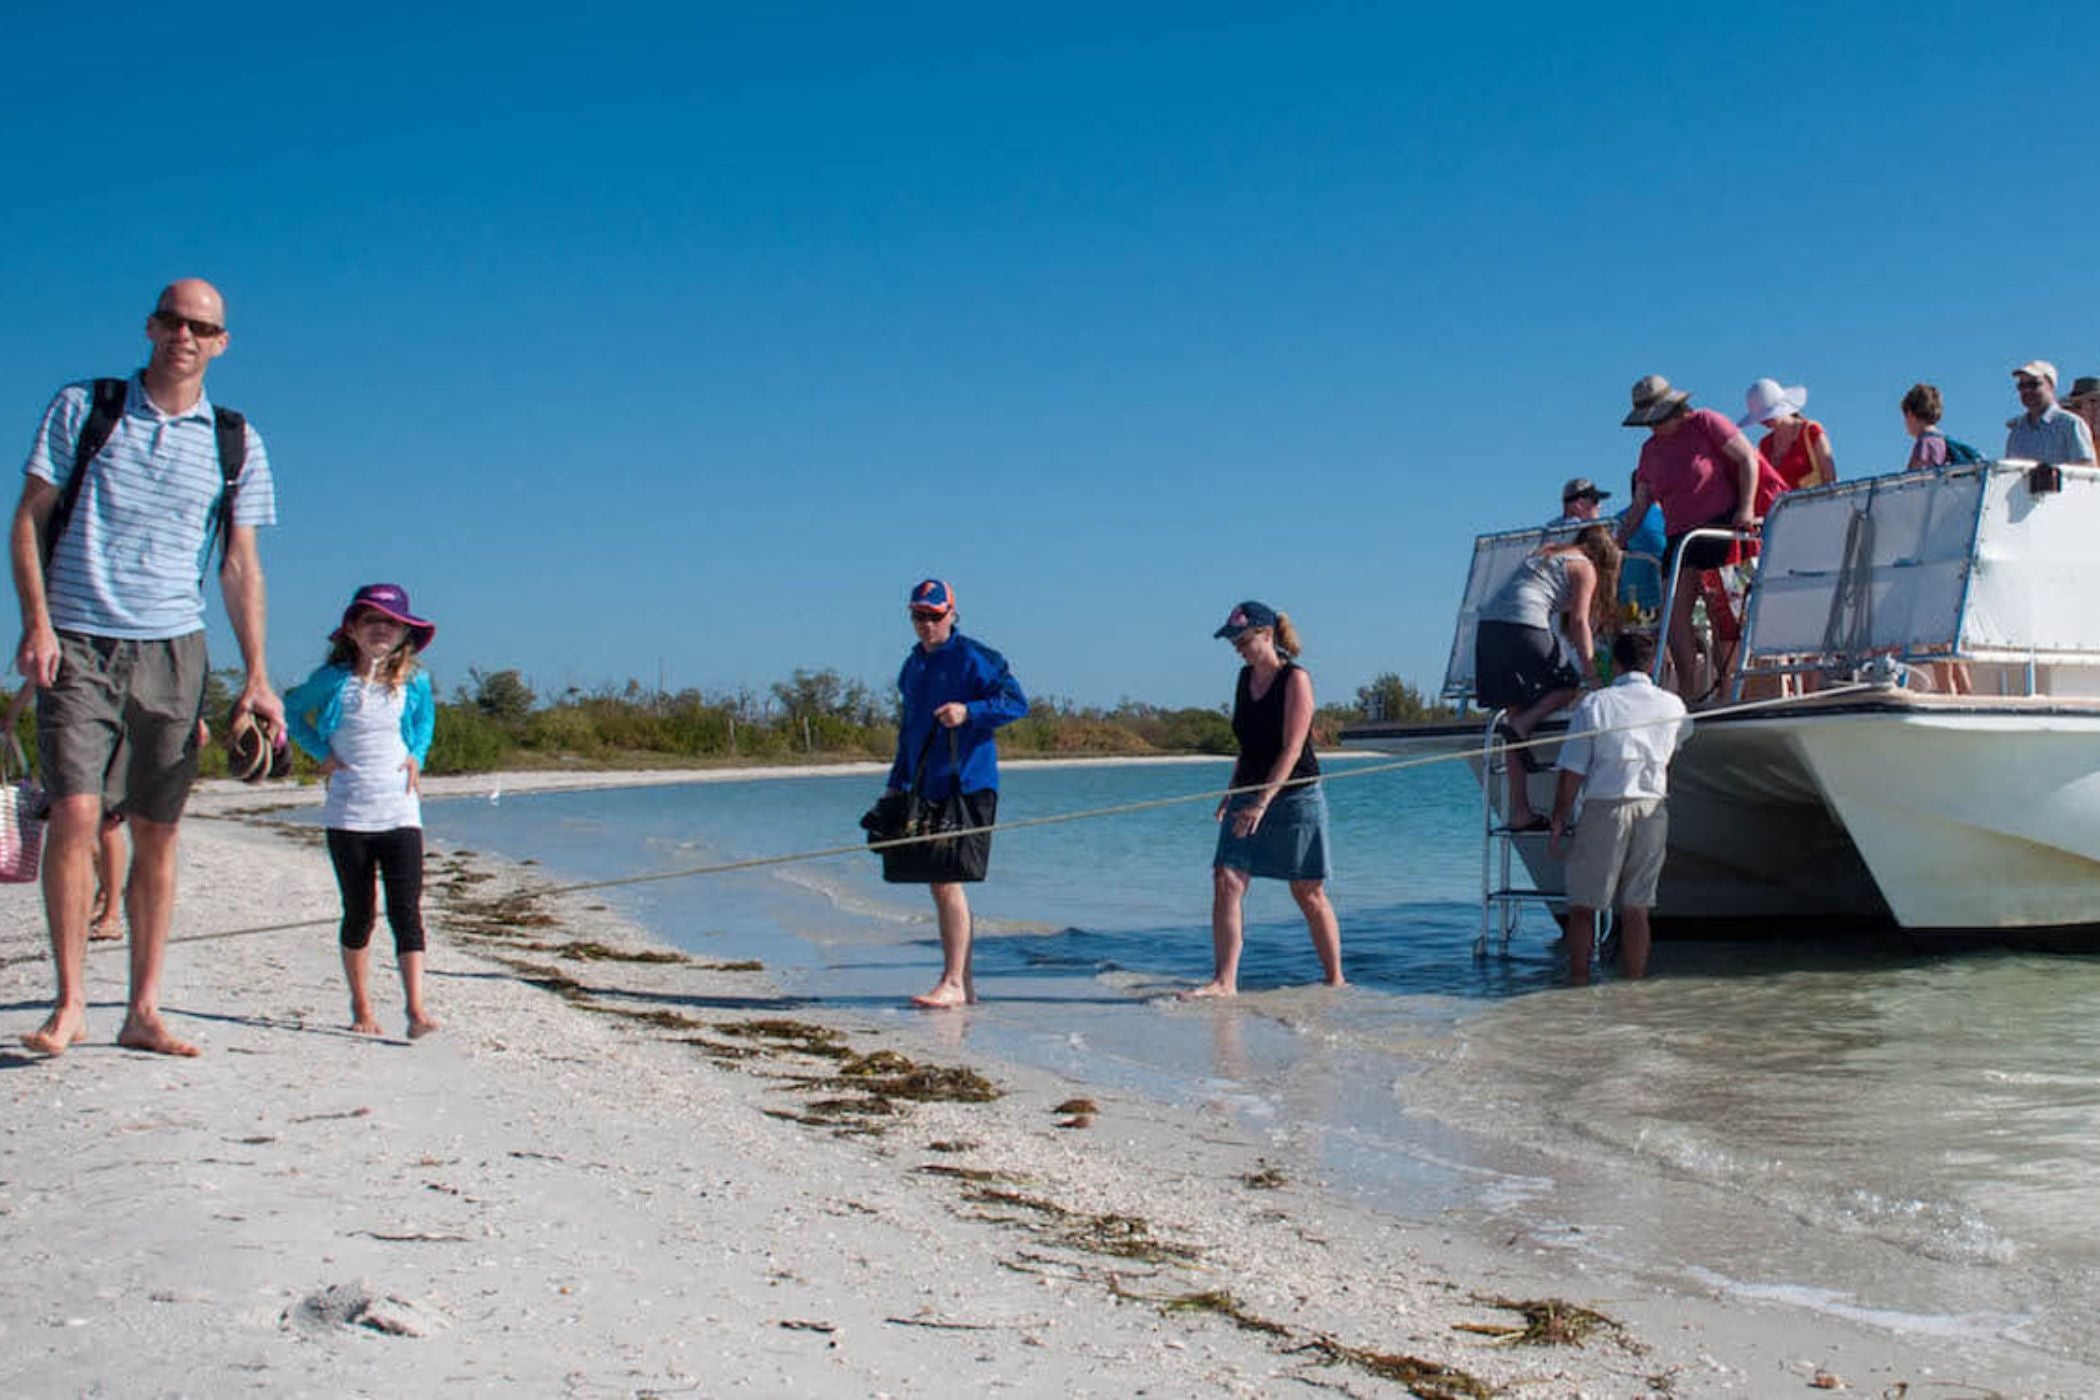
[1214,784,1331,881]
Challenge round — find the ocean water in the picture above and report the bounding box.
[425,756,2100,1365]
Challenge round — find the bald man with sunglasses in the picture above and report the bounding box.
[10,278,281,1058]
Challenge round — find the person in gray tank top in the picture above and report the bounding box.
[1473,528,1621,830]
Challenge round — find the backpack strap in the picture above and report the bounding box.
[211,406,248,565]
[45,378,131,564]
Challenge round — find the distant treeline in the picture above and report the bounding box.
[412,666,1453,775]
[6,668,1451,780]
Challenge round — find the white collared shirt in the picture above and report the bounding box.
[1554,672,1692,801]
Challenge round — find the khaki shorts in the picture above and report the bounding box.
[37,631,208,824]
[1563,797,1667,910]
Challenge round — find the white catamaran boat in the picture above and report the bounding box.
[1344,461,2100,940]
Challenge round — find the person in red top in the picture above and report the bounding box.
[1740,378,1836,489]
[1616,375,1768,697]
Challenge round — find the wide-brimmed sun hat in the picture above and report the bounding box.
[333,583,436,652]
[1623,374,1692,427]
[2067,376,2100,401]
[1739,378,1808,428]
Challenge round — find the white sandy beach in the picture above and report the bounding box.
[1,769,2093,1397]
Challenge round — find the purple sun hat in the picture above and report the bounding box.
[335,582,436,652]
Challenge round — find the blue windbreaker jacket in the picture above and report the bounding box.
[888,632,1027,798]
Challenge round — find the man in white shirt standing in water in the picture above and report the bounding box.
[1548,630,1691,984]
[11,279,281,1056]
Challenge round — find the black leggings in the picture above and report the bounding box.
[326,827,427,954]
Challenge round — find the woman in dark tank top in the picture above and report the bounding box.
[1181,600,1344,999]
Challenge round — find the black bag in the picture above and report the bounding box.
[862,728,990,884]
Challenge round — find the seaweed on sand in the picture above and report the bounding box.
[961,1187,1200,1263]
[713,1019,853,1059]
[1292,1337,1495,1399]
[1457,1294,1621,1347]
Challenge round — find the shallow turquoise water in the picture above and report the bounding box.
[422,756,2100,1368]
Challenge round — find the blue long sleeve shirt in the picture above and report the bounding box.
[888,632,1027,798]
[284,663,436,765]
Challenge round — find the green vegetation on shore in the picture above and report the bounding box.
[413,666,1451,775]
[5,667,1449,779]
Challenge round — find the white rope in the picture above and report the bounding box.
[27,681,1874,957]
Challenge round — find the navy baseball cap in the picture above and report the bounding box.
[1213,600,1278,640]
[909,578,955,615]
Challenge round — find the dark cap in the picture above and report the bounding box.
[1213,600,1278,640]
[908,578,955,616]
[1561,476,1611,503]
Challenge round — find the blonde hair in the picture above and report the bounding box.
[326,629,422,691]
[1572,527,1622,636]
[1271,612,1303,659]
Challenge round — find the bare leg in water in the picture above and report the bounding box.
[911,882,977,1008]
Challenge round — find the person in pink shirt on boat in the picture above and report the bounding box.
[1741,378,1836,490]
[1616,375,1769,698]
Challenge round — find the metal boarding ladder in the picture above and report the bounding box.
[1478,709,1565,957]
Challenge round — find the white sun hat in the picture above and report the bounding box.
[1739,378,1808,428]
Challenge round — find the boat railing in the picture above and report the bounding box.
[1649,526,1762,695]
[1731,461,2100,702]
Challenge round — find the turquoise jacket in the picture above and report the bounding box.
[284,664,436,764]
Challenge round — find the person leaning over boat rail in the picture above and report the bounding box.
[1548,630,1692,985]
[2005,360,2096,465]
[881,578,1027,1010]
[1616,374,1776,700]
[1182,601,1344,999]
[1472,527,1620,832]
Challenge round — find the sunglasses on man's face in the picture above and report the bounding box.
[150,309,226,339]
[910,610,948,623]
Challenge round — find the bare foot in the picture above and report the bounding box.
[88,918,124,942]
[909,981,970,1009]
[349,1010,383,1036]
[116,1013,201,1057]
[22,1007,90,1056]
[1176,980,1238,1001]
[406,1015,440,1039]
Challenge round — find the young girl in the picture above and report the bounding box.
[285,584,440,1038]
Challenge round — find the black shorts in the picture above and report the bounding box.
[1474,620,1581,711]
[1666,513,1738,572]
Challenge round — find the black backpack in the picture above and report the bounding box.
[45,377,248,567]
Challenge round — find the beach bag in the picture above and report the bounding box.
[0,733,48,884]
[865,728,989,884]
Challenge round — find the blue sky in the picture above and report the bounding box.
[6,3,2097,712]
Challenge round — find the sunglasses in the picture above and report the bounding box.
[150,309,226,338]
[910,609,949,622]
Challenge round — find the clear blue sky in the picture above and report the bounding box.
[6,3,2095,712]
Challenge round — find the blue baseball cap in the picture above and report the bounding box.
[909,578,955,615]
[1213,600,1278,640]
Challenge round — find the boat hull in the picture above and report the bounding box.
[1345,699,2100,937]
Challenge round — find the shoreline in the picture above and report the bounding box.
[0,780,2090,1394]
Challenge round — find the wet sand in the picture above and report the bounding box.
[0,772,2090,1396]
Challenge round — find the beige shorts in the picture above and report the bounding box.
[36,631,208,824]
[1563,797,1667,910]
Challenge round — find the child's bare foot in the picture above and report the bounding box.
[116,1013,201,1057]
[406,1014,440,1039]
[1176,980,1237,1001]
[349,1009,383,1036]
[909,980,970,1009]
[22,1007,90,1056]
[88,917,123,942]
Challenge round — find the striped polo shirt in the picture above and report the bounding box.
[23,375,276,640]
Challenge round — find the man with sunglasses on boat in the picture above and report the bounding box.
[2004,360,2095,466]
[10,279,281,1058]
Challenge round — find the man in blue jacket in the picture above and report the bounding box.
[884,578,1027,1008]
